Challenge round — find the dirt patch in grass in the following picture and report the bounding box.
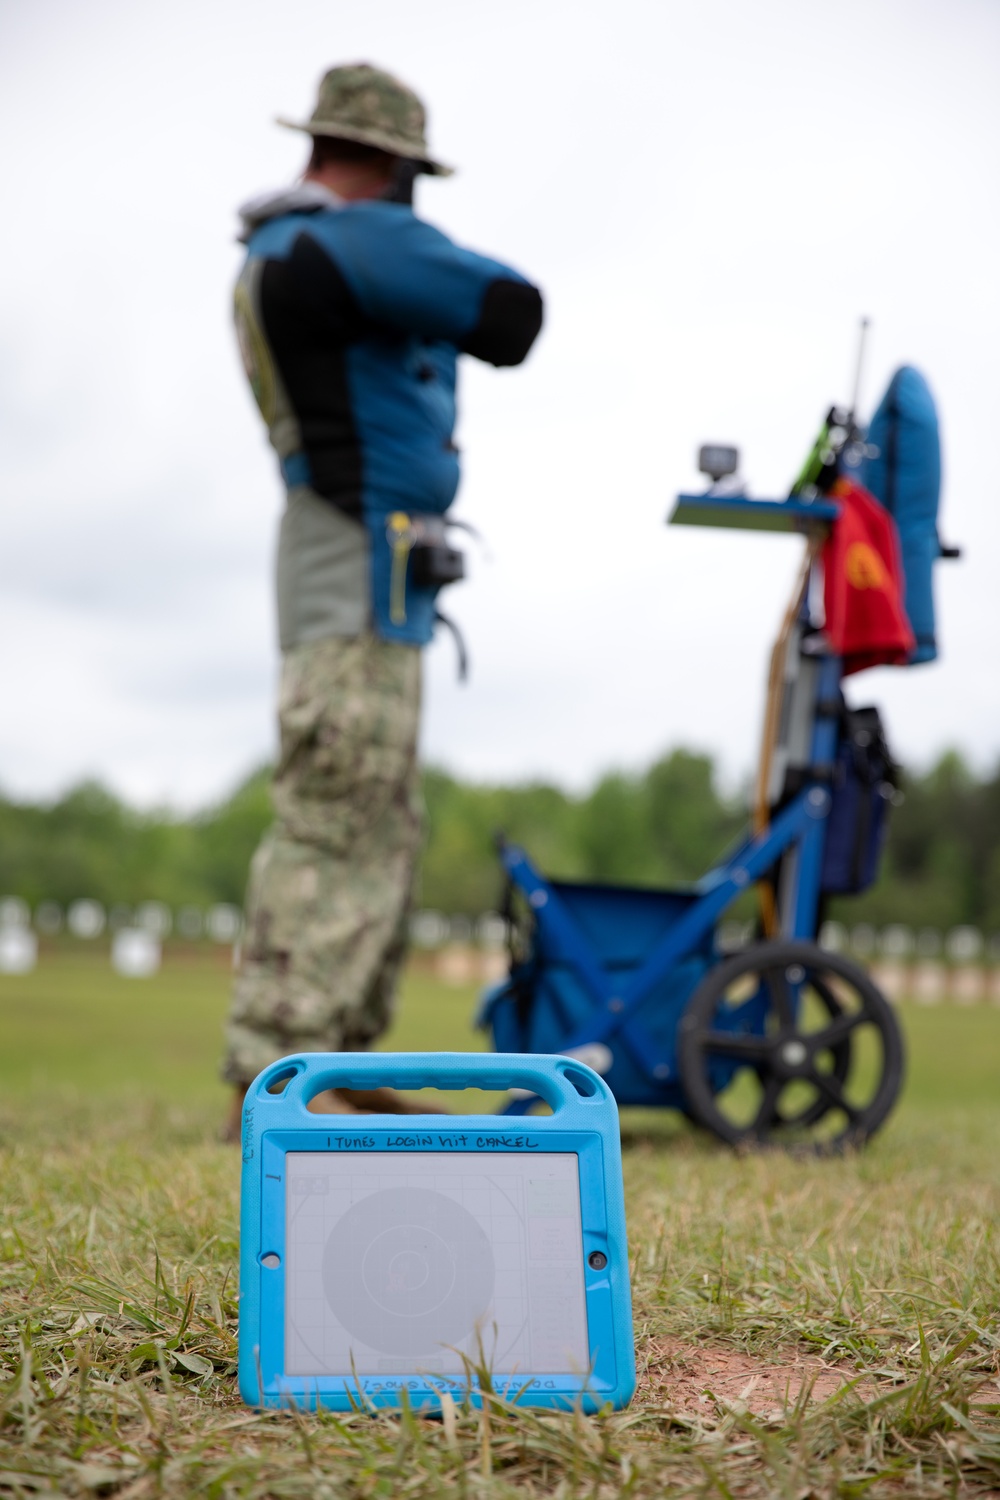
[642,1338,882,1416]
[644,1339,1000,1420]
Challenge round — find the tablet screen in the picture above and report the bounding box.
[284,1151,590,1376]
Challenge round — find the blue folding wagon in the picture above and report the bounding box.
[480,374,956,1151]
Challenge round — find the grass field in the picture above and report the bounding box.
[2,952,1000,1497]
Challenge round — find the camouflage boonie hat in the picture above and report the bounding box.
[276,63,453,177]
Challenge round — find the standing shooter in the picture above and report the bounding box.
[222,64,543,1135]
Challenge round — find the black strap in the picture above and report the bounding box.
[851,769,873,889]
[884,385,898,516]
[843,706,898,888]
[434,608,469,682]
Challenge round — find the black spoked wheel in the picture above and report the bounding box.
[677,940,905,1152]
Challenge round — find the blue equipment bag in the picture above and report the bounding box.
[858,366,943,664]
[238,1051,636,1412]
[482,880,715,1108]
[820,705,899,895]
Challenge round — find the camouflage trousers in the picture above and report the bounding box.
[222,633,423,1086]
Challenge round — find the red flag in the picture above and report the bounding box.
[822,477,915,675]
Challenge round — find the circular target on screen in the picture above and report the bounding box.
[322,1187,495,1356]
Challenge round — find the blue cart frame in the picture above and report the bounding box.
[480,492,906,1147]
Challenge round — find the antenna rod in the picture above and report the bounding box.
[849,315,871,425]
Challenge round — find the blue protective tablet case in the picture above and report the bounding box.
[238,1052,636,1412]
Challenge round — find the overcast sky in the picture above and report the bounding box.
[1,0,998,808]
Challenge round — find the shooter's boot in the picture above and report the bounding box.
[220,1086,248,1144]
[312,1087,449,1115]
[219,1082,447,1141]
[219,1083,358,1143]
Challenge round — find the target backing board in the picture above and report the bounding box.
[239,1052,635,1412]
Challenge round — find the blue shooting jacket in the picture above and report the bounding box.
[234,184,543,648]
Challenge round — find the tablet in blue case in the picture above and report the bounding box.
[238,1052,636,1412]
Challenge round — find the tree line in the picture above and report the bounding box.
[0,748,997,934]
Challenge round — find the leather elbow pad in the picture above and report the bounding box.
[461,279,544,367]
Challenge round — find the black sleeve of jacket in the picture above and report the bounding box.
[460,279,544,367]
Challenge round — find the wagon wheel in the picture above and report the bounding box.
[677,940,905,1152]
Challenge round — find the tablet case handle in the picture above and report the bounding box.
[250,1050,612,1116]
